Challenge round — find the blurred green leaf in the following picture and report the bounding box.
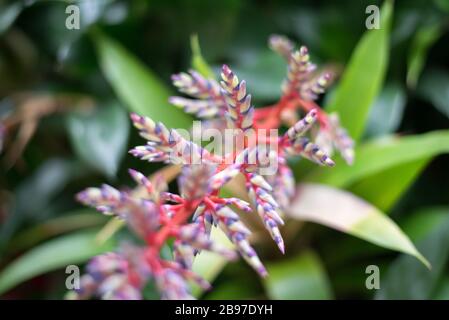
[418,68,449,119]
[434,0,449,12]
[326,0,392,141]
[0,158,80,247]
[406,22,444,88]
[401,207,449,241]
[263,250,332,300]
[288,183,429,268]
[232,50,285,102]
[92,30,192,129]
[348,158,429,212]
[10,209,107,253]
[364,82,406,138]
[191,227,234,297]
[190,34,215,78]
[67,102,129,178]
[307,130,449,188]
[376,215,449,299]
[0,230,114,296]
[434,278,449,300]
[0,1,24,34]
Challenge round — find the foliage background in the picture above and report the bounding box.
[0,0,448,299]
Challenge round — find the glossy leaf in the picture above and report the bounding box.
[326,0,392,141]
[263,250,332,300]
[0,230,115,295]
[92,30,192,129]
[288,183,429,268]
[418,68,449,119]
[67,102,129,178]
[376,215,449,299]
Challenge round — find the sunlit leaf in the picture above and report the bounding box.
[67,102,129,178]
[0,230,115,296]
[92,30,192,129]
[418,68,449,119]
[263,250,333,300]
[288,183,429,268]
[376,215,449,299]
[406,22,443,88]
[326,0,393,141]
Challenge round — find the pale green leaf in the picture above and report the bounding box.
[326,0,392,141]
[263,250,333,300]
[288,183,429,268]
[0,230,115,295]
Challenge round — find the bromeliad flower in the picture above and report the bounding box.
[72,34,354,300]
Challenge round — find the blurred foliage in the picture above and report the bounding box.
[0,0,449,299]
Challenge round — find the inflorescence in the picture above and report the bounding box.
[71,35,354,300]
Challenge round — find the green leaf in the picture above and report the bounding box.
[0,230,115,295]
[10,210,107,253]
[418,68,449,119]
[232,50,286,101]
[190,34,215,78]
[0,2,23,34]
[401,207,449,242]
[288,183,430,268]
[348,158,429,212]
[67,102,129,178]
[191,227,233,297]
[263,250,333,300]
[376,215,449,299]
[434,277,449,300]
[406,22,443,88]
[326,0,392,141]
[364,82,406,138]
[307,130,449,189]
[92,30,192,129]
